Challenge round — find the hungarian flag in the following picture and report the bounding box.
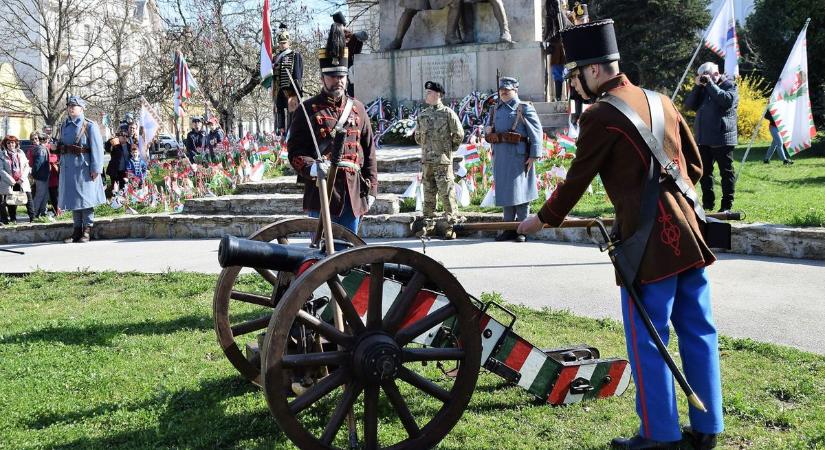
[462,144,481,167]
[260,0,274,88]
[703,0,739,77]
[555,132,577,154]
[767,20,816,156]
[173,51,198,117]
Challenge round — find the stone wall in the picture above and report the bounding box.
[353,41,547,103]
[2,214,824,261]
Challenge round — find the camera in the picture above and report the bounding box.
[699,75,710,84]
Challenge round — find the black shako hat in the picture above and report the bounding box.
[424,81,444,94]
[331,11,346,25]
[319,23,349,76]
[560,19,620,70]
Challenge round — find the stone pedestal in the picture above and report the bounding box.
[352,41,548,103]
[379,0,542,50]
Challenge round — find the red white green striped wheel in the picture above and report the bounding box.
[213,217,365,386]
[261,245,482,450]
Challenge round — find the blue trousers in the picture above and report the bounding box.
[765,125,789,162]
[620,267,724,442]
[307,196,360,235]
[71,207,95,227]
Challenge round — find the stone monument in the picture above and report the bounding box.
[352,0,549,103]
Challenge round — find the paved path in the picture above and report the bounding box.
[2,237,823,354]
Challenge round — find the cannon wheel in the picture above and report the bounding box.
[262,245,482,450]
[213,217,365,386]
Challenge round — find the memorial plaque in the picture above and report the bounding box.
[409,53,477,99]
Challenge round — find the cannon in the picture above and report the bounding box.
[213,217,631,449]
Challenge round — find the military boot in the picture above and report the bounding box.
[64,227,82,243]
[610,435,679,449]
[78,226,91,243]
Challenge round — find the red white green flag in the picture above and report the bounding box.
[462,144,481,167]
[260,0,274,88]
[767,19,816,156]
[555,132,577,153]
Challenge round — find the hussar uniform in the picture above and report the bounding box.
[287,23,378,234]
[539,20,724,448]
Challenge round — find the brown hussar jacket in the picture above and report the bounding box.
[537,74,716,284]
[288,93,378,217]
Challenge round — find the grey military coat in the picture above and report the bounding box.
[58,115,107,210]
[490,97,542,206]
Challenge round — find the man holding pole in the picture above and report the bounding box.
[287,22,378,234]
[518,20,723,449]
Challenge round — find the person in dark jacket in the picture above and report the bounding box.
[684,61,739,212]
[205,117,225,162]
[184,116,207,162]
[29,132,51,218]
[105,125,130,196]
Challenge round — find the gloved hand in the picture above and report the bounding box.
[310,161,331,178]
[367,195,376,210]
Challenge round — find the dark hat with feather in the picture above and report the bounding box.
[318,23,348,76]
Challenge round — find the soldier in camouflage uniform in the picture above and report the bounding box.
[414,81,464,239]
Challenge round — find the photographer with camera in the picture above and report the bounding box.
[684,62,739,212]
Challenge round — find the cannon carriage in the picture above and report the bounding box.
[213,217,630,449]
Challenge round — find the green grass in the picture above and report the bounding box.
[1,272,823,449]
[459,137,825,227]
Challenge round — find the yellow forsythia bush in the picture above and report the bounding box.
[736,74,772,142]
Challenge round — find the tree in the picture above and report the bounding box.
[590,0,711,91]
[96,0,166,124]
[0,0,107,127]
[158,0,316,134]
[747,0,824,126]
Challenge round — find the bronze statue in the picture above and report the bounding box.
[386,0,512,50]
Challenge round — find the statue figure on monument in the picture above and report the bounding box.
[386,0,512,50]
[458,0,513,45]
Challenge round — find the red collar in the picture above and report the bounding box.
[597,73,632,96]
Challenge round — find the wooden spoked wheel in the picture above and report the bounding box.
[213,218,365,386]
[261,245,482,450]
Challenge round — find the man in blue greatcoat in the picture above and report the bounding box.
[485,76,543,242]
[57,95,106,243]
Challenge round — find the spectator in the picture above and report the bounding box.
[763,110,793,165]
[0,135,35,224]
[184,116,207,163]
[206,117,225,162]
[29,132,51,219]
[48,143,61,217]
[684,61,739,212]
[105,125,130,196]
[126,144,148,187]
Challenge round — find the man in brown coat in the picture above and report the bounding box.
[519,20,723,449]
[288,22,378,233]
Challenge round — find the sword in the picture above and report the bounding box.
[587,219,707,412]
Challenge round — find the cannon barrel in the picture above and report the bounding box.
[218,235,318,271]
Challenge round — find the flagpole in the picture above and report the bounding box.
[734,101,771,184]
[671,1,725,101]
[736,18,811,183]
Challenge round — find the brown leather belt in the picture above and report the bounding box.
[486,132,527,144]
[59,145,90,155]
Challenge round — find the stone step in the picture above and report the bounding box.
[237,172,419,195]
[183,193,400,216]
[532,101,569,114]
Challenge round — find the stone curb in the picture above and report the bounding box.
[1,213,823,260]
